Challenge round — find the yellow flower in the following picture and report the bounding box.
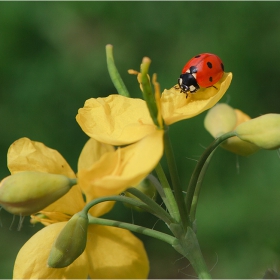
[162,73,232,125]
[9,137,149,279]
[76,73,232,146]
[15,222,148,279]
[204,103,259,156]
[7,137,84,216]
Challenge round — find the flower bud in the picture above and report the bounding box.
[0,171,76,216]
[48,212,88,268]
[204,103,237,137]
[220,135,260,156]
[235,114,280,150]
[204,103,259,156]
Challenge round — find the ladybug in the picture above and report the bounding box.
[178,53,224,94]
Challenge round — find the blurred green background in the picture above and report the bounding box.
[1,2,280,278]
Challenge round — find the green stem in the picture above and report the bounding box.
[185,131,236,221]
[190,151,214,223]
[173,227,212,279]
[82,195,173,225]
[106,44,130,97]
[126,187,176,224]
[154,163,180,223]
[164,130,190,231]
[88,215,177,246]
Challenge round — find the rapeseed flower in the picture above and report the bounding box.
[6,52,233,279]
[8,137,150,279]
[76,73,232,147]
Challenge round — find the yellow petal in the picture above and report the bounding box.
[234,108,251,126]
[40,188,84,217]
[76,95,156,145]
[78,138,115,172]
[7,137,84,216]
[86,225,149,279]
[78,130,164,217]
[161,72,232,125]
[77,138,116,218]
[30,211,72,226]
[13,223,89,279]
[8,137,75,178]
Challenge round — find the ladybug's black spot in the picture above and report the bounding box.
[194,55,201,58]
[207,62,212,69]
[209,76,213,82]
[189,66,198,74]
[221,63,224,71]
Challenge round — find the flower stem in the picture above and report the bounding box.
[154,163,180,223]
[173,227,212,279]
[185,131,236,223]
[190,151,214,223]
[126,187,176,224]
[106,44,130,97]
[164,130,190,231]
[82,195,173,225]
[88,215,177,246]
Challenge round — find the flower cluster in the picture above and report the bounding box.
[6,45,280,279]
[0,47,231,278]
[6,137,149,278]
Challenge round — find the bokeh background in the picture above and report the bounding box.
[1,2,280,278]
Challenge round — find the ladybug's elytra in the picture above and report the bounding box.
[178,53,224,94]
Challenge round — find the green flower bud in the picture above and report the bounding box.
[204,103,259,156]
[48,212,88,268]
[220,136,259,156]
[235,113,280,150]
[124,177,157,212]
[204,103,237,137]
[0,171,76,216]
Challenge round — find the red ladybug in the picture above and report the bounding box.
[178,53,224,94]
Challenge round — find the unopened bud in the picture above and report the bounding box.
[204,103,259,156]
[48,212,88,268]
[235,114,280,150]
[204,103,237,137]
[0,171,76,215]
[220,135,260,156]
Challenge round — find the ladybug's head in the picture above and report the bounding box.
[178,72,200,93]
